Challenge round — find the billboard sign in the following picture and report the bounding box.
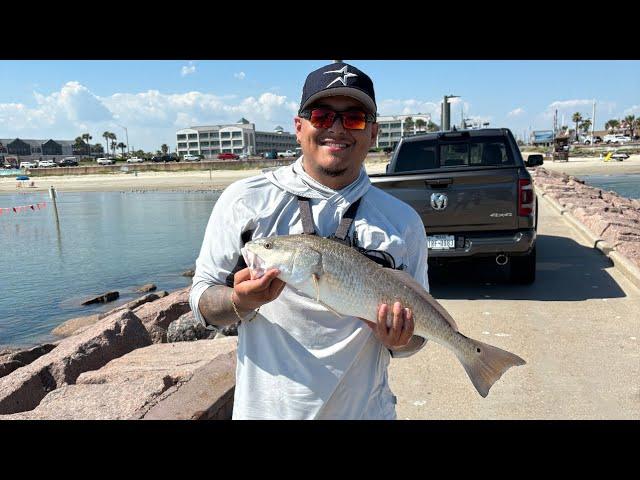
[532,130,554,144]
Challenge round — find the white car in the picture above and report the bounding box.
[126,157,144,163]
[603,134,631,144]
[38,160,57,168]
[183,154,200,162]
[20,161,37,169]
[97,157,114,165]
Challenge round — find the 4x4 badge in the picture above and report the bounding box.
[431,193,448,210]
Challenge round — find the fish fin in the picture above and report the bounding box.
[317,299,345,318]
[312,273,320,302]
[455,334,526,397]
[385,268,459,331]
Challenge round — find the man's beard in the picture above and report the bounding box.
[319,166,348,177]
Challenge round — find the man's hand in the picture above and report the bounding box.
[362,302,415,349]
[232,267,286,312]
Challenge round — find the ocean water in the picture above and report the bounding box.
[0,190,221,348]
[579,174,640,200]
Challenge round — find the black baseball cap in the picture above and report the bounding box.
[298,62,377,115]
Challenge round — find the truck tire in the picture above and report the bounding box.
[510,246,536,285]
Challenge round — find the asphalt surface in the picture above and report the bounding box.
[388,195,640,419]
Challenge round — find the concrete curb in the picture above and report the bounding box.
[540,191,640,290]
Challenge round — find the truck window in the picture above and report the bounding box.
[393,141,437,172]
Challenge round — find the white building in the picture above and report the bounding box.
[376,114,431,149]
[176,118,297,158]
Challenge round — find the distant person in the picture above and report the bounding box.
[190,62,429,419]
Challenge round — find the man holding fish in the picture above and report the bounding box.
[189,61,524,419]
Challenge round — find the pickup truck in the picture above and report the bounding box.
[369,128,543,284]
[278,150,298,158]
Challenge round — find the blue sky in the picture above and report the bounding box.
[1,60,638,152]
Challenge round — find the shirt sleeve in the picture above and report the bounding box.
[189,183,255,327]
[390,209,429,359]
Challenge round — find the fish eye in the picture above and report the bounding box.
[264,242,272,249]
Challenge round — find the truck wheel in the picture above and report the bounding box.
[510,246,536,284]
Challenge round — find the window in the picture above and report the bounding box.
[232,131,242,138]
[188,142,198,148]
[394,141,438,172]
[188,134,197,140]
[221,132,231,139]
[178,142,187,148]
[200,141,209,147]
[200,132,209,139]
[177,134,187,140]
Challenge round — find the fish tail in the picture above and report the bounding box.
[455,336,526,398]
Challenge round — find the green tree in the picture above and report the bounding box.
[73,136,85,154]
[415,119,426,132]
[81,133,92,155]
[581,119,592,134]
[102,131,111,156]
[427,120,440,132]
[161,144,169,154]
[117,142,127,157]
[572,112,583,141]
[624,115,635,137]
[111,140,117,158]
[402,116,414,136]
[605,119,620,132]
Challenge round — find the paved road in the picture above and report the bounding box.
[389,195,640,419]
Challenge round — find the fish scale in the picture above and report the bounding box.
[242,234,526,397]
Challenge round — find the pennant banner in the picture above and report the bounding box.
[0,202,47,216]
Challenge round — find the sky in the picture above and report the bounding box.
[0,60,638,152]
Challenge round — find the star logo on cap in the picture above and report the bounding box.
[324,66,358,88]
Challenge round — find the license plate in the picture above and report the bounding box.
[427,235,455,250]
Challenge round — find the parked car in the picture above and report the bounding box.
[151,154,179,163]
[97,157,114,165]
[20,161,37,169]
[263,151,278,159]
[183,154,201,162]
[126,157,144,163]
[59,158,79,167]
[583,135,602,145]
[38,159,57,168]
[238,153,249,160]
[217,153,239,160]
[603,134,631,144]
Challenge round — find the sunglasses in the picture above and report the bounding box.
[299,107,376,130]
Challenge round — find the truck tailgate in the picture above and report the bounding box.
[371,167,520,232]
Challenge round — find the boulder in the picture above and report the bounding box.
[0,344,57,379]
[133,286,192,343]
[167,311,218,342]
[135,283,157,293]
[181,269,195,277]
[53,291,169,338]
[1,337,237,419]
[0,310,151,415]
[81,291,119,306]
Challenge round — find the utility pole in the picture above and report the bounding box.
[592,99,596,140]
[441,95,460,131]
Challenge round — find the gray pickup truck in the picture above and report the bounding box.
[369,128,544,284]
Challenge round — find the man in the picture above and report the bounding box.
[190,61,429,419]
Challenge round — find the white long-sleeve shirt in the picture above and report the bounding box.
[190,157,429,419]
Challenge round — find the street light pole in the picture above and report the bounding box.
[442,95,460,131]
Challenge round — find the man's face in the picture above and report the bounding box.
[294,95,378,189]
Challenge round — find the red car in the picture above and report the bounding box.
[217,153,239,160]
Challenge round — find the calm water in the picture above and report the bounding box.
[579,174,640,200]
[0,190,221,348]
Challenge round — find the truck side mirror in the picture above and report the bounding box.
[385,163,390,173]
[526,154,544,167]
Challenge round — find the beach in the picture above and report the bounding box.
[1,155,638,194]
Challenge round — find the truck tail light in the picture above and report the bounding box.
[518,179,534,216]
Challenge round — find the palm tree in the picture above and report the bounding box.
[572,112,583,141]
[402,116,414,136]
[605,119,620,132]
[117,142,127,158]
[81,133,92,156]
[427,120,440,132]
[73,136,85,154]
[624,115,635,138]
[415,119,426,132]
[102,131,111,157]
[581,119,592,134]
[161,144,169,154]
[111,141,117,158]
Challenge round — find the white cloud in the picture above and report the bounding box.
[379,99,440,118]
[508,108,525,117]
[181,62,196,77]
[234,72,246,80]
[0,82,300,151]
[623,105,640,116]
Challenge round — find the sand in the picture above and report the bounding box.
[1,155,637,194]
